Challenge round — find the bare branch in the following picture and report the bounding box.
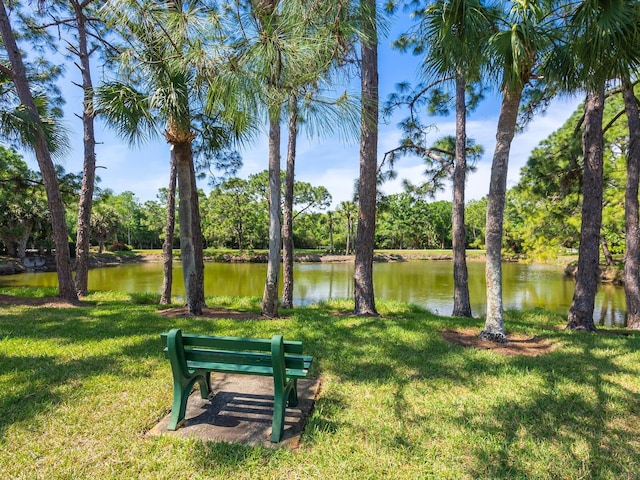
[0,63,14,78]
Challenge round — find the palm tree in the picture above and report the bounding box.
[226,0,357,317]
[337,201,358,255]
[0,0,76,300]
[99,0,248,314]
[480,0,553,342]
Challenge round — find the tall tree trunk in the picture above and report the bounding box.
[160,150,177,305]
[282,95,298,309]
[0,1,76,300]
[452,70,472,317]
[174,140,205,315]
[354,0,378,316]
[261,112,282,317]
[328,212,334,253]
[480,86,523,343]
[567,87,605,331]
[622,77,640,329]
[345,215,351,255]
[74,2,97,297]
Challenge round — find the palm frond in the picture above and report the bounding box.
[95,82,158,147]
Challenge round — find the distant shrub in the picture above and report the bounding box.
[106,241,131,252]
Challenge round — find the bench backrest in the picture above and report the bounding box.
[162,331,304,354]
[161,329,309,375]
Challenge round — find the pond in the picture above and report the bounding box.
[0,259,627,327]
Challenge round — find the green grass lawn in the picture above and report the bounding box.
[1,290,639,479]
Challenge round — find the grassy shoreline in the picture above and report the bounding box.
[1,289,639,478]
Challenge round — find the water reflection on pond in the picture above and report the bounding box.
[0,259,627,327]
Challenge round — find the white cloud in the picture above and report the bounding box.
[379,95,582,202]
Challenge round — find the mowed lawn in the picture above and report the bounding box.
[1,290,640,479]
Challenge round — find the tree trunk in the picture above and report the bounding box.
[622,77,640,329]
[567,87,605,332]
[74,2,97,297]
[328,212,334,253]
[354,0,378,316]
[175,140,205,315]
[600,237,613,266]
[345,215,351,255]
[452,70,472,317]
[261,112,282,317]
[17,220,32,259]
[0,0,76,300]
[1,234,16,257]
[160,149,177,305]
[282,95,298,309]
[481,86,523,343]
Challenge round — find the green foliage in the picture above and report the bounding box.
[202,177,268,251]
[465,197,486,248]
[97,0,251,184]
[377,193,453,249]
[292,212,329,249]
[507,86,634,260]
[200,171,333,251]
[0,145,81,256]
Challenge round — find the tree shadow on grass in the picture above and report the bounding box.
[289,308,640,476]
[0,352,121,438]
[447,335,640,478]
[0,304,176,438]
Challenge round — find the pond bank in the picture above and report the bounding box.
[0,252,147,275]
[0,251,471,275]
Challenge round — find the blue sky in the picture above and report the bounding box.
[31,12,581,210]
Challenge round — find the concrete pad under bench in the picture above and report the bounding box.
[147,374,321,448]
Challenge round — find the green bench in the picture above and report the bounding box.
[161,328,313,443]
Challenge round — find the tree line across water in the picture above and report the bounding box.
[0,146,486,255]
[1,0,640,337]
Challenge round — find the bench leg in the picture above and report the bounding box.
[198,371,211,399]
[271,392,286,443]
[168,380,191,431]
[167,374,210,431]
[271,378,298,443]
